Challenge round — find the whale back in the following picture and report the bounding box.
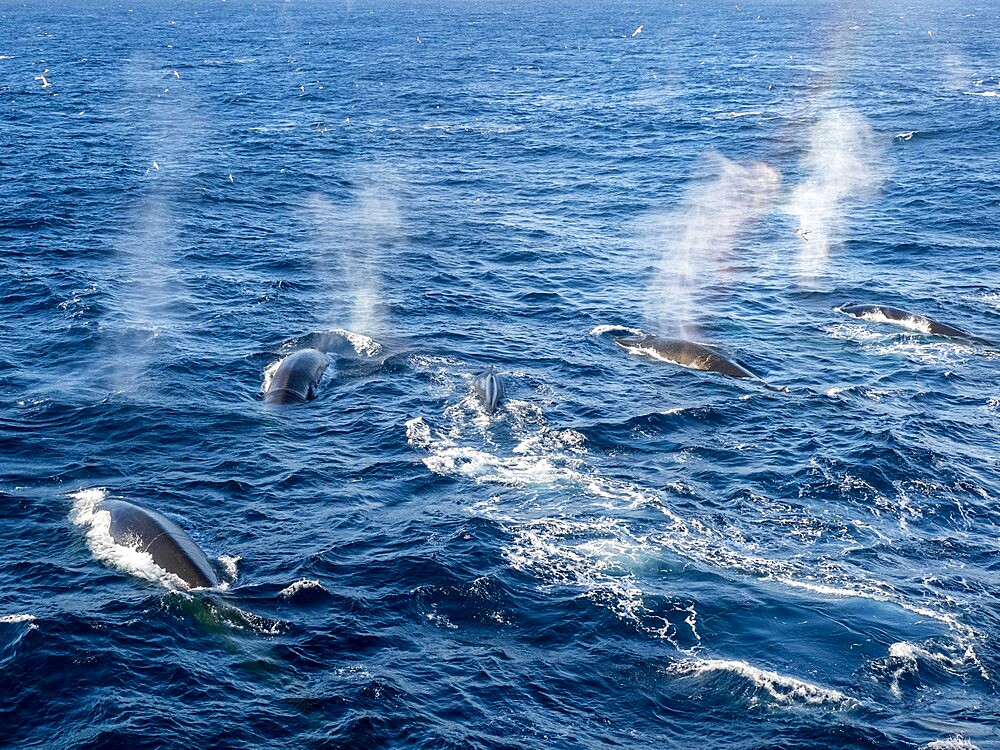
[99,499,218,589]
[615,335,756,379]
[840,304,990,344]
[473,365,505,414]
[265,348,329,404]
[841,304,923,326]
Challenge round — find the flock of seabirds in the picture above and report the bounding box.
[91,302,993,592]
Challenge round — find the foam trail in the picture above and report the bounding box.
[642,153,779,337]
[785,110,884,281]
[405,365,985,682]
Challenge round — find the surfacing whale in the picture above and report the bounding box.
[473,364,504,415]
[838,304,992,345]
[615,334,757,380]
[264,348,329,404]
[98,499,218,589]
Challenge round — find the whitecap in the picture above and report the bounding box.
[425,604,458,630]
[879,640,988,696]
[0,613,36,624]
[920,738,980,750]
[714,110,762,119]
[278,579,325,598]
[972,291,1000,311]
[668,658,858,707]
[589,324,644,337]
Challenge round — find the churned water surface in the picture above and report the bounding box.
[1,0,999,747]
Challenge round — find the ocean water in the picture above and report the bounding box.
[2,0,999,747]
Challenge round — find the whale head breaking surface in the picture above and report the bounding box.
[263,348,329,404]
[97,499,218,589]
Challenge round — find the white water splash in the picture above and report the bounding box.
[839,307,933,333]
[325,328,383,357]
[70,488,188,590]
[218,555,240,581]
[921,738,980,750]
[260,356,285,394]
[616,339,706,370]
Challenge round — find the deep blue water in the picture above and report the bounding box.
[2,0,999,747]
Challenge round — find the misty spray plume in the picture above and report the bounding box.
[643,153,780,338]
[306,175,404,337]
[785,110,885,281]
[106,56,209,395]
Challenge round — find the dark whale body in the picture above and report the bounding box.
[473,365,504,415]
[264,348,329,404]
[98,499,218,589]
[615,334,757,379]
[839,304,992,345]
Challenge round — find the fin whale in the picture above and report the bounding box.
[264,348,329,404]
[473,365,504,415]
[614,334,757,379]
[98,499,218,589]
[614,333,787,390]
[838,304,992,345]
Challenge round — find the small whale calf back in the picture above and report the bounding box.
[473,365,504,415]
[264,348,329,404]
[99,499,218,589]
